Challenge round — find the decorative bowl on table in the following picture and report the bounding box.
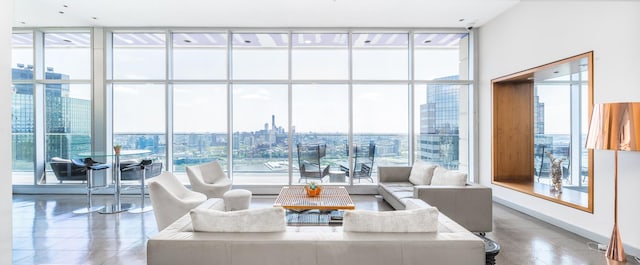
[305,182,322,197]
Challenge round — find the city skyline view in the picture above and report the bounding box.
[11,31,472,186]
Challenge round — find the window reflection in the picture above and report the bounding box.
[533,58,590,193]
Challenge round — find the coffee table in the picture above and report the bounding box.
[273,186,355,211]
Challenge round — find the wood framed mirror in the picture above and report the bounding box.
[492,51,593,212]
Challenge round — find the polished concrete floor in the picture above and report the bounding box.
[11,194,639,265]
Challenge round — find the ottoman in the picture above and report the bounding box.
[223,189,252,211]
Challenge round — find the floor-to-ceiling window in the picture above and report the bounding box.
[12,28,475,189]
[171,33,228,174]
[11,32,34,184]
[11,31,93,185]
[413,33,471,177]
[111,33,167,170]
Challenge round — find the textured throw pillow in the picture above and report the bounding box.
[190,207,286,232]
[343,207,439,232]
[430,167,467,186]
[408,161,437,185]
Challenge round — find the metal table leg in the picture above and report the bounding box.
[99,153,133,214]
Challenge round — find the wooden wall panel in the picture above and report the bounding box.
[492,81,533,182]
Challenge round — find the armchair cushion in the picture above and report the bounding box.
[190,207,286,232]
[343,207,439,233]
[408,160,436,185]
[430,167,467,186]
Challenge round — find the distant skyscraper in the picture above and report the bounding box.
[272,114,276,131]
[11,67,91,161]
[419,75,460,169]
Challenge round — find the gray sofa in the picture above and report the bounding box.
[147,199,485,265]
[377,166,493,233]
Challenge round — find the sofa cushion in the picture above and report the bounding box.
[408,161,437,185]
[343,207,439,232]
[404,198,432,210]
[431,167,467,186]
[379,182,414,192]
[190,207,286,232]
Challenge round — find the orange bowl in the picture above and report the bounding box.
[305,186,322,197]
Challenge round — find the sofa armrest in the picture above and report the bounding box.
[377,166,412,183]
[414,183,492,232]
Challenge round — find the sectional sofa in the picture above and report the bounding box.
[377,164,493,233]
[147,198,485,265]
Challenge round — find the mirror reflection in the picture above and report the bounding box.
[533,56,590,196]
[492,52,593,212]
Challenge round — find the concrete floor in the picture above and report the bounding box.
[11,194,638,265]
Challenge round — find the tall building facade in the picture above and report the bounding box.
[419,75,461,169]
[11,66,91,170]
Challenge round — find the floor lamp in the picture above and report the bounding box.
[585,102,640,262]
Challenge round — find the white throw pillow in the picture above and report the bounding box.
[408,160,437,185]
[343,207,439,232]
[190,207,286,232]
[430,167,467,186]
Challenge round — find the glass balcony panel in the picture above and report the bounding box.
[414,84,470,176]
[44,83,92,184]
[113,84,167,175]
[353,84,410,184]
[292,84,348,184]
[232,84,288,184]
[12,83,35,184]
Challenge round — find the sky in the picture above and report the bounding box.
[12,42,464,134]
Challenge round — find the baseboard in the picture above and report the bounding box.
[493,197,640,258]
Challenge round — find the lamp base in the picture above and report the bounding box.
[606,224,626,262]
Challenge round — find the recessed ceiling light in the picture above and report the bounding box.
[184,39,192,43]
[424,40,431,43]
[304,40,312,44]
[364,40,371,44]
[63,4,69,8]
[244,40,251,43]
[58,11,65,14]
[459,18,465,22]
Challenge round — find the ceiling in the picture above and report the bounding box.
[13,0,520,28]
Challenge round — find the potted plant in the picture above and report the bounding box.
[305,181,322,197]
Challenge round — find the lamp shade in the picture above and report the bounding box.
[585,102,640,151]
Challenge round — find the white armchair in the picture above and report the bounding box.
[148,172,207,230]
[186,161,232,198]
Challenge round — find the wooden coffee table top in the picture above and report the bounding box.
[274,186,355,210]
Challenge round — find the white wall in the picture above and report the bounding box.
[0,0,13,264]
[479,1,640,256]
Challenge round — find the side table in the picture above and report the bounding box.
[475,233,501,265]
